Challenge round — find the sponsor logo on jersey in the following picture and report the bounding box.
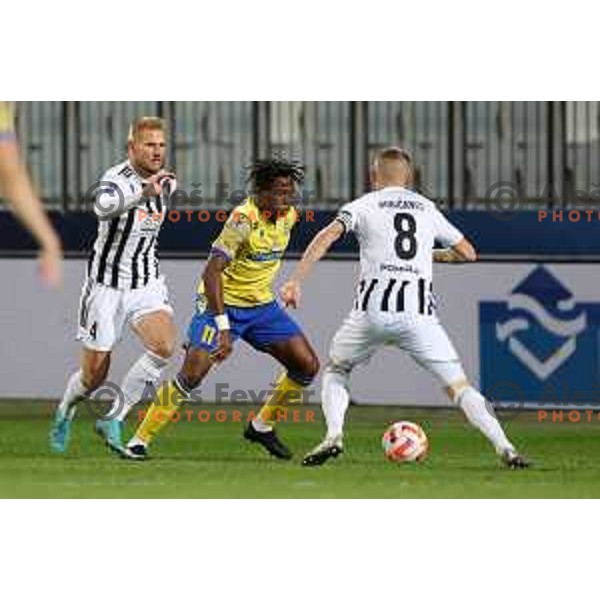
[247,249,284,262]
[379,263,421,276]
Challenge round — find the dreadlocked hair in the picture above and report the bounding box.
[246,158,306,192]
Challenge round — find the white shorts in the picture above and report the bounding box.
[76,275,173,352]
[328,312,466,387]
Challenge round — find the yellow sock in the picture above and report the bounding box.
[257,372,305,427]
[135,380,186,445]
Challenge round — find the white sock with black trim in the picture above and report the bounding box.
[457,387,514,455]
[58,370,88,419]
[113,351,170,422]
[322,366,351,441]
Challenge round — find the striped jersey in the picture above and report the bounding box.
[336,186,464,319]
[86,160,172,290]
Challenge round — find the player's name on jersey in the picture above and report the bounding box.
[378,198,426,211]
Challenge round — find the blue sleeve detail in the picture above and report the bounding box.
[210,246,232,262]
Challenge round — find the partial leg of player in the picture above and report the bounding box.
[246,334,319,460]
[49,372,85,453]
[452,384,530,469]
[122,345,214,460]
[51,280,117,453]
[50,350,110,453]
[243,416,294,460]
[304,314,531,468]
[302,364,351,466]
[95,296,176,454]
[303,315,378,467]
[302,435,344,467]
[406,320,531,469]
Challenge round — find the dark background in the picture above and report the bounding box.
[2,101,599,258]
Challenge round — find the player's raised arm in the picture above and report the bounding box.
[203,254,228,322]
[433,238,477,263]
[202,211,251,361]
[0,102,63,287]
[202,255,232,363]
[431,205,477,264]
[453,237,477,261]
[281,219,345,308]
[92,172,174,221]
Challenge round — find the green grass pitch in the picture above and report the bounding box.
[1,400,599,498]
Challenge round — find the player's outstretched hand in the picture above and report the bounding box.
[38,244,63,288]
[280,280,301,309]
[211,330,233,363]
[143,171,176,198]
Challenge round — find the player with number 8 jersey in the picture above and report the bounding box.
[338,190,456,319]
[281,147,530,469]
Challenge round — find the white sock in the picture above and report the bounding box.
[458,387,514,455]
[252,418,273,433]
[58,370,88,419]
[322,366,351,440]
[113,351,169,422]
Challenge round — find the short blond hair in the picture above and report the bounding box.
[374,146,413,167]
[128,117,167,143]
[373,146,415,186]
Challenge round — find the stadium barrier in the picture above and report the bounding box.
[1,259,597,410]
[2,210,600,259]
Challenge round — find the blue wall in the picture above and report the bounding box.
[0,210,597,258]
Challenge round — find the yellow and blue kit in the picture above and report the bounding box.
[188,196,304,356]
[0,102,15,141]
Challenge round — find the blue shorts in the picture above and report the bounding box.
[187,296,303,353]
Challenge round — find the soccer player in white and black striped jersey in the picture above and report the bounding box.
[282,147,530,469]
[50,117,178,454]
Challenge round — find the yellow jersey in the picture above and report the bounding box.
[0,102,15,138]
[198,196,297,307]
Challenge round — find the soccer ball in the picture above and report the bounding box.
[382,421,428,463]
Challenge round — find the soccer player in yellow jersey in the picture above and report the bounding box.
[124,159,320,459]
[0,101,62,286]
